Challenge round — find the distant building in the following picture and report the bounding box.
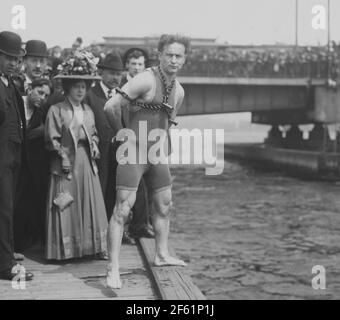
[91,35,302,53]
[96,36,218,50]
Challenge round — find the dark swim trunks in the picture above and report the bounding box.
[116,162,171,194]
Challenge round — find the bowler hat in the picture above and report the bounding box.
[0,31,25,57]
[25,40,49,58]
[122,47,149,67]
[97,52,124,71]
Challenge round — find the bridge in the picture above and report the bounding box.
[177,76,340,153]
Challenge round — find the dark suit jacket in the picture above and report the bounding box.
[85,83,115,194]
[26,108,48,171]
[120,74,128,87]
[0,78,26,178]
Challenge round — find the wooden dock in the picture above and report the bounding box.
[0,239,205,300]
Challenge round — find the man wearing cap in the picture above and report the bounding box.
[24,40,64,123]
[23,40,49,93]
[0,30,33,281]
[86,52,124,221]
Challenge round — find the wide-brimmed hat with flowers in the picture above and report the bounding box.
[54,50,101,80]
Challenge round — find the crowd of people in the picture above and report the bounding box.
[110,43,340,80]
[142,43,334,79]
[180,44,340,79]
[1,32,189,287]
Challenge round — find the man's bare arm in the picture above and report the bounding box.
[104,72,153,135]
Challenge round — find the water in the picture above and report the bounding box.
[169,159,340,299]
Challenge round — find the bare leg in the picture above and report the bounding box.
[151,188,187,267]
[106,189,136,289]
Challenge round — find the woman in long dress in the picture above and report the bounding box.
[45,51,108,260]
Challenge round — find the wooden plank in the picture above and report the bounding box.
[2,272,154,300]
[138,238,206,300]
[0,244,157,300]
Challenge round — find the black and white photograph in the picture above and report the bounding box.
[0,0,340,304]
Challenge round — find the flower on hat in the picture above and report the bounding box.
[56,50,99,77]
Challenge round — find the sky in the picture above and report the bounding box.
[0,0,339,48]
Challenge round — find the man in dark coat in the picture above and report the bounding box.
[86,52,124,220]
[13,40,60,253]
[14,79,53,251]
[0,31,33,281]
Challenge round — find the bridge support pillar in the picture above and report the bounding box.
[283,125,304,149]
[306,124,331,152]
[265,125,283,147]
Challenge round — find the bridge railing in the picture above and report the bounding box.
[178,59,337,79]
[147,45,340,80]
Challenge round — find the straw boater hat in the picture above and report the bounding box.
[54,50,101,81]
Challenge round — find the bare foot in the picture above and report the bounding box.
[106,265,122,289]
[154,255,187,267]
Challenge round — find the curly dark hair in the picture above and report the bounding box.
[31,78,54,95]
[157,34,191,54]
[126,50,147,63]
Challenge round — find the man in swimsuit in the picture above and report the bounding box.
[104,34,190,289]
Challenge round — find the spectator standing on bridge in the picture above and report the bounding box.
[104,34,189,289]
